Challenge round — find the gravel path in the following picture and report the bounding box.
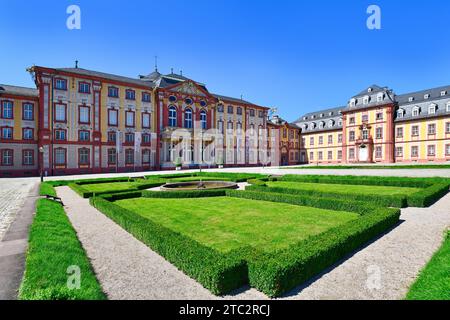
[0,178,37,241]
[56,186,450,300]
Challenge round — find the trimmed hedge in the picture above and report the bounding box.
[70,181,165,198]
[90,196,248,295]
[226,190,378,215]
[407,183,450,207]
[245,205,401,297]
[142,189,227,199]
[245,184,407,208]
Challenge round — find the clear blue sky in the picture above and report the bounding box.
[1,0,450,121]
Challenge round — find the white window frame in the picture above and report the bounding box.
[79,106,90,124]
[55,104,66,122]
[142,113,151,129]
[108,109,118,126]
[412,106,420,117]
[428,104,436,114]
[23,103,33,120]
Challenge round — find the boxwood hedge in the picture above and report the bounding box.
[70,181,165,198]
[90,196,249,295]
[91,188,401,297]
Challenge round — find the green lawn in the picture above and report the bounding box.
[285,164,450,170]
[114,197,359,253]
[81,182,141,193]
[266,181,420,196]
[407,230,450,300]
[19,199,105,300]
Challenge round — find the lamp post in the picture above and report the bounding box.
[39,146,44,182]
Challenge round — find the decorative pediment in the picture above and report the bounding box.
[170,81,207,97]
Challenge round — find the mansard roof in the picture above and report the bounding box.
[294,106,344,133]
[396,85,450,106]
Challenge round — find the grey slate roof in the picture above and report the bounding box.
[294,106,344,133]
[352,84,387,98]
[56,68,155,88]
[0,84,38,97]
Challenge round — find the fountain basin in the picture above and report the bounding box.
[160,181,238,191]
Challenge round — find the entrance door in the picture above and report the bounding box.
[359,145,368,162]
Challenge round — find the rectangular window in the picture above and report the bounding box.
[310,137,314,146]
[79,130,90,141]
[2,127,13,140]
[328,135,333,144]
[142,92,151,102]
[236,107,242,115]
[142,150,151,164]
[349,148,355,159]
[2,101,13,119]
[396,147,403,157]
[362,114,369,122]
[376,112,383,120]
[319,136,323,145]
[446,122,450,133]
[78,82,91,94]
[338,134,343,143]
[249,109,255,117]
[23,128,33,140]
[22,150,34,166]
[125,149,134,164]
[376,127,383,139]
[349,117,355,124]
[108,148,116,165]
[126,111,135,127]
[428,123,436,135]
[55,78,67,90]
[349,131,355,142]
[411,125,419,137]
[337,150,342,160]
[142,113,151,128]
[396,127,404,138]
[318,151,323,160]
[446,144,450,156]
[79,106,90,124]
[54,103,66,122]
[375,146,382,158]
[411,146,419,157]
[125,133,134,143]
[258,111,264,118]
[218,121,224,134]
[108,131,117,143]
[54,148,66,165]
[54,129,66,141]
[108,109,118,126]
[79,148,90,165]
[1,149,13,166]
[125,89,135,100]
[427,145,436,156]
[142,134,151,144]
[108,87,119,98]
[328,151,333,160]
[22,103,34,120]
[309,152,314,161]
[362,129,369,140]
[227,106,234,114]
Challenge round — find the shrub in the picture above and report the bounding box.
[407,183,450,207]
[245,184,407,208]
[247,179,267,187]
[247,206,400,297]
[70,181,164,198]
[19,196,105,300]
[90,197,248,295]
[142,189,227,199]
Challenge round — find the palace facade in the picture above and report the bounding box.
[295,85,450,164]
[1,64,449,178]
[0,65,273,177]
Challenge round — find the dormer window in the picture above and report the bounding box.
[329,112,333,116]
[412,106,420,117]
[350,99,356,107]
[408,97,414,102]
[319,121,325,128]
[320,113,324,118]
[397,109,405,118]
[311,115,316,119]
[441,91,447,96]
[377,93,384,102]
[338,118,343,126]
[303,124,308,130]
[328,120,334,128]
[311,122,316,129]
[368,87,373,93]
[428,104,437,114]
[303,116,307,120]
[447,102,450,112]
[363,96,370,105]
[424,94,430,99]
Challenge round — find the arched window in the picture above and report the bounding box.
[412,106,420,117]
[200,110,207,129]
[169,106,177,127]
[397,109,405,118]
[184,108,192,128]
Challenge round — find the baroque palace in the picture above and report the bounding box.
[0,63,449,177]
